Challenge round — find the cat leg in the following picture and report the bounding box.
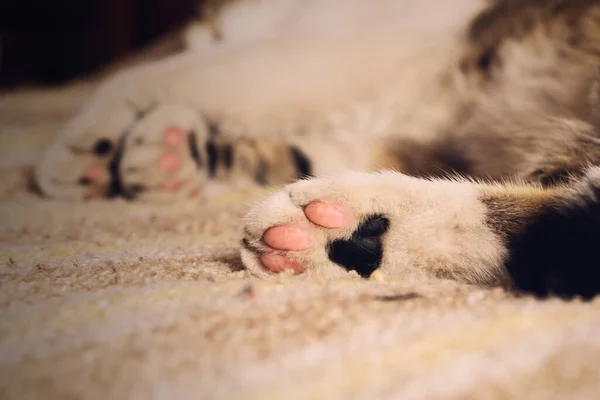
[241,168,600,299]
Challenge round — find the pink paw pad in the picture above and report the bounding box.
[304,201,345,228]
[158,152,182,173]
[259,200,347,274]
[82,163,106,183]
[260,252,306,274]
[263,225,312,251]
[162,178,183,192]
[164,127,186,147]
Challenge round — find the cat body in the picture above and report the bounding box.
[35,0,600,297]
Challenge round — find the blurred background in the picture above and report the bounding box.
[0,0,201,88]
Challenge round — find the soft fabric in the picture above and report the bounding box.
[1,88,600,400]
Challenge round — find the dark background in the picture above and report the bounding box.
[0,0,201,88]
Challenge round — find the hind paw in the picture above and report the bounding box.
[118,104,209,201]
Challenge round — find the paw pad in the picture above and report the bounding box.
[327,215,390,278]
[304,201,345,228]
[263,225,313,251]
[260,252,306,274]
[164,127,186,147]
[158,152,182,173]
[93,138,114,156]
[161,179,183,192]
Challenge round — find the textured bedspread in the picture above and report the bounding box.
[1,87,600,400]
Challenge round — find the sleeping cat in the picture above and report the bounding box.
[35,0,600,298]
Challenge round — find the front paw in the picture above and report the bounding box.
[117,104,209,201]
[240,173,392,279]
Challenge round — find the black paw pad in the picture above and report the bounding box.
[93,138,113,156]
[327,214,390,278]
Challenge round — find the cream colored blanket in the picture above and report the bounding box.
[1,87,600,400]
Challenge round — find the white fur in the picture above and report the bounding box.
[185,0,485,54]
[36,0,486,199]
[242,171,508,284]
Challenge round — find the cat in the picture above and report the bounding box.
[35,0,600,298]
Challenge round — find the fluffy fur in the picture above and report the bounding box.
[34,0,600,298]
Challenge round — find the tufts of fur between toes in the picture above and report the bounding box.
[505,170,600,300]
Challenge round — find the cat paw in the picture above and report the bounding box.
[34,98,137,200]
[241,171,507,283]
[118,104,209,201]
[240,172,393,279]
[35,99,209,201]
